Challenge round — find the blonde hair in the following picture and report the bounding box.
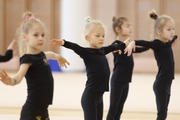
[112,16,129,35]
[149,10,174,39]
[82,17,105,40]
[17,12,46,56]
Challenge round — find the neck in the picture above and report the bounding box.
[116,35,130,42]
[26,48,41,54]
[156,36,168,43]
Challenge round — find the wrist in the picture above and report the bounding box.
[11,78,17,86]
[62,39,65,45]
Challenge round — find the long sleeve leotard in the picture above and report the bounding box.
[63,40,125,92]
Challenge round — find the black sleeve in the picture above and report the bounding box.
[0,50,13,62]
[103,43,125,55]
[133,47,149,53]
[63,40,86,58]
[170,35,178,44]
[134,40,160,50]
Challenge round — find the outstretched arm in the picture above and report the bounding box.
[124,41,136,56]
[0,64,30,86]
[0,39,17,62]
[45,51,70,68]
[50,39,65,46]
[51,39,86,58]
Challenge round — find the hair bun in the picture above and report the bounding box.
[149,11,158,20]
[23,12,33,20]
[85,17,92,23]
[112,16,116,21]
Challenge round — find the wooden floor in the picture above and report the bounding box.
[0,72,180,120]
[0,107,180,120]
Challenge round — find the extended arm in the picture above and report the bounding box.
[134,46,149,53]
[104,43,125,55]
[0,64,30,86]
[0,50,13,62]
[51,39,86,57]
[45,51,70,68]
[0,39,16,62]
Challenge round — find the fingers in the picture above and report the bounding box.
[7,39,17,50]
[50,40,58,46]
[58,60,70,68]
[118,50,122,55]
[0,70,7,80]
[133,47,136,52]
[50,39,64,46]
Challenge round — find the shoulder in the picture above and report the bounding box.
[20,52,45,64]
[153,39,166,45]
[112,40,123,45]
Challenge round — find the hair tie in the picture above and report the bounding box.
[154,15,158,20]
[25,16,31,20]
[85,17,92,23]
[25,16,36,20]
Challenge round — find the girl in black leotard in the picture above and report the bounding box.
[125,10,177,120]
[106,16,149,120]
[51,17,131,120]
[0,12,69,120]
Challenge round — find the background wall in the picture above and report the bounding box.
[0,0,180,72]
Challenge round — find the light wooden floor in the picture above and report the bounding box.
[0,72,180,120]
[0,107,180,120]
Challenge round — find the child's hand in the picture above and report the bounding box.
[0,70,12,85]
[57,56,70,68]
[113,50,122,54]
[123,37,131,46]
[50,39,65,46]
[171,35,178,47]
[7,39,17,50]
[124,41,135,56]
[172,39,177,46]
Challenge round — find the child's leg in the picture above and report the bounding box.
[81,90,104,120]
[96,93,103,120]
[116,83,129,120]
[153,80,172,120]
[20,102,49,120]
[107,82,129,120]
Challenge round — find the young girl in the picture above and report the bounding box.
[50,17,130,120]
[106,16,149,120]
[0,39,16,62]
[0,12,69,120]
[125,10,177,120]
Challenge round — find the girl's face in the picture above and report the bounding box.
[161,20,175,41]
[24,23,45,53]
[118,21,132,36]
[86,26,105,49]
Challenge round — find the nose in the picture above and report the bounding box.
[100,37,104,41]
[39,36,44,40]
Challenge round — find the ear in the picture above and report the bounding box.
[156,29,162,36]
[115,26,121,33]
[85,35,89,41]
[22,33,27,41]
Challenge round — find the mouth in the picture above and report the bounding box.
[38,43,43,45]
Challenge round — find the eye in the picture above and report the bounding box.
[34,34,38,37]
[95,35,100,37]
[167,29,171,31]
[42,34,45,37]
